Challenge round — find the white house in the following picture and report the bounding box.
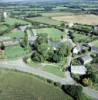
[80,55,93,65]
[71,65,87,75]
[72,44,90,55]
[3,12,8,18]
[72,45,80,55]
[73,46,80,54]
[69,22,74,28]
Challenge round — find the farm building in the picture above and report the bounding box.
[3,12,8,19]
[70,65,87,75]
[72,46,80,55]
[92,25,98,33]
[91,46,98,53]
[80,55,93,65]
[48,39,60,50]
[72,44,90,55]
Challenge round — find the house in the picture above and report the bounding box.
[72,44,90,55]
[91,46,98,53]
[70,65,87,75]
[72,46,80,55]
[80,55,93,65]
[3,12,8,19]
[68,22,74,28]
[48,39,60,50]
[92,25,98,33]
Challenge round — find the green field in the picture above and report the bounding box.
[28,17,62,25]
[4,18,30,26]
[0,69,72,100]
[35,28,66,41]
[5,45,29,59]
[4,31,24,38]
[90,40,98,47]
[42,12,74,17]
[0,24,8,32]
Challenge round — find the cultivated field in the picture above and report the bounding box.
[0,69,72,100]
[52,14,98,25]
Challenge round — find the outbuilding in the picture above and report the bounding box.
[71,65,87,75]
[80,55,93,65]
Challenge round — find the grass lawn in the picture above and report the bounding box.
[4,18,30,26]
[28,17,62,25]
[4,31,24,38]
[27,58,65,77]
[5,45,30,59]
[42,65,65,77]
[36,28,66,41]
[0,69,72,100]
[0,24,8,33]
[30,62,41,68]
[90,40,98,47]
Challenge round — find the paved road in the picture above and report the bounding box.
[83,87,98,99]
[64,30,98,99]
[0,59,76,85]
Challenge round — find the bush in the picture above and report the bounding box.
[82,78,92,86]
[71,74,81,82]
[62,85,83,100]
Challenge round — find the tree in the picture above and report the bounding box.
[37,43,48,60]
[82,78,92,86]
[36,33,48,45]
[47,48,54,62]
[0,11,5,22]
[0,42,5,50]
[58,43,68,58]
[31,33,48,62]
[52,51,60,63]
[23,30,28,49]
[62,85,83,100]
[60,23,65,28]
[31,52,44,62]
